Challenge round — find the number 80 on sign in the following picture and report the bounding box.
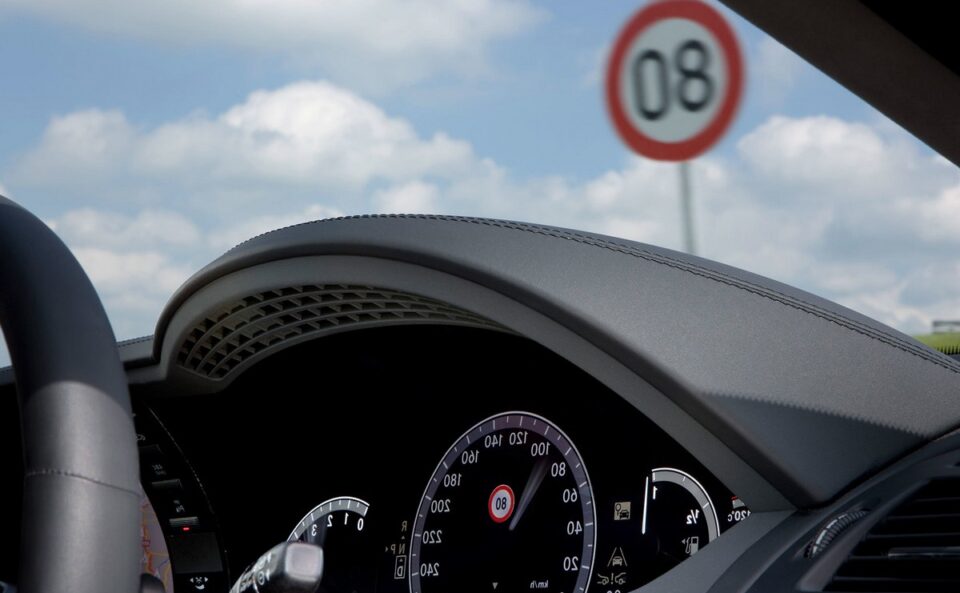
[605,0,744,161]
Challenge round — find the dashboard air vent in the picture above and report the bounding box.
[177,284,504,379]
[827,478,960,592]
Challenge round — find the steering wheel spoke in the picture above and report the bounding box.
[0,196,141,593]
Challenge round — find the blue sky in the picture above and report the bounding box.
[1,0,958,366]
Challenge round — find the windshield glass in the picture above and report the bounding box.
[1,1,958,366]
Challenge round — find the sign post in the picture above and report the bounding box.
[604,0,744,255]
[679,161,695,254]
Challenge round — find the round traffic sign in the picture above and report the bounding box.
[488,484,515,524]
[605,0,744,161]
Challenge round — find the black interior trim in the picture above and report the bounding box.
[720,0,960,168]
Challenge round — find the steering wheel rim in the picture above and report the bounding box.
[0,196,141,593]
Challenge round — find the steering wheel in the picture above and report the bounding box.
[0,196,141,593]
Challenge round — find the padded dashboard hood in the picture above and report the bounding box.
[153,215,960,508]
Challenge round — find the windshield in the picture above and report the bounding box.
[1,1,958,367]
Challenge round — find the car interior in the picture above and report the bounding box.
[2,2,960,593]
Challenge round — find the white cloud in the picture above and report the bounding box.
[74,248,191,299]
[68,246,195,344]
[0,0,543,91]
[725,116,960,333]
[16,82,478,202]
[738,115,907,198]
[9,80,960,345]
[16,110,135,187]
[907,185,960,244]
[48,208,202,249]
[207,204,344,251]
[374,181,440,213]
[32,209,206,349]
[0,236,189,367]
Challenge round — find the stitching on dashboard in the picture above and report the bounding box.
[231,214,960,376]
[25,468,141,497]
[703,390,925,436]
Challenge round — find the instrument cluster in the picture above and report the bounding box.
[143,326,751,593]
[279,411,749,593]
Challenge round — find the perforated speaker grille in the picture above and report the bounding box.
[176,284,503,379]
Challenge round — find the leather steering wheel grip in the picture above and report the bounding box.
[0,196,141,593]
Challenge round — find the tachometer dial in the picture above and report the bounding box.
[288,496,374,593]
[410,412,595,593]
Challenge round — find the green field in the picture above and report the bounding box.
[914,332,960,354]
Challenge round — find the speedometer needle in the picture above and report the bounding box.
[508,458,550,531]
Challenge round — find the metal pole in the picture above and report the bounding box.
[679,160,696,255]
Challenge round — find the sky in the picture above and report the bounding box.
[1,0,959,367]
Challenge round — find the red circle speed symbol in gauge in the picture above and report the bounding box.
[488,484,515,524]
[605,0,744,161]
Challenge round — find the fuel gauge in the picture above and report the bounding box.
[594,467,723,592]
[641,468,719,562]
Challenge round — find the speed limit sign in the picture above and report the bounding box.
[605,0,744,161]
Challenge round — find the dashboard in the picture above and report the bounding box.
[4,214,960,593]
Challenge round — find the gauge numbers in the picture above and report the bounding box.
[289,496,373,593]
[410,412,596,593]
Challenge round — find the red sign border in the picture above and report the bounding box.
[605,0,744,161]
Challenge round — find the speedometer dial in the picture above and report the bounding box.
[410,412,596,593]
